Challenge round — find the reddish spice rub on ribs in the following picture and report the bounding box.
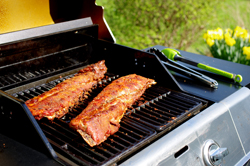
[25,60,107,120]
[69,74,156,147]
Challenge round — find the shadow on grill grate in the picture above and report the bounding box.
[12,73,207,165]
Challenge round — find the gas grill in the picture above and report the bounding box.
[1,1,250,166]
[0,18,208,165]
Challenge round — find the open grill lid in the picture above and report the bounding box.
[0,0,115,43]
[0,19,183,92]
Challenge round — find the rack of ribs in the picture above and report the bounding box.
[69,74,156,147]
[25,60,107,120]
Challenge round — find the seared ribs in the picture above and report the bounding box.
[69,74,156,147]
[25,60,107,120]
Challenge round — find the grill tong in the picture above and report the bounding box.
[148,48,218,88]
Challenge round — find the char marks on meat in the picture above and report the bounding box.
[69,74,156,147]
[25,60,107,120]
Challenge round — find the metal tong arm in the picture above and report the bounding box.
[148,48,218,88]
[162,60,218,88]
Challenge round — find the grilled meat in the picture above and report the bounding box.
[25,60,107,120]
[69,74,156,147]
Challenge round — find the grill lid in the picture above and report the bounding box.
[0,0,115,43]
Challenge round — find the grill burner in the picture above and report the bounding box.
[11,73,207,165]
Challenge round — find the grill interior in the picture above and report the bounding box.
[0,24,208,165]
[10,72,207,165]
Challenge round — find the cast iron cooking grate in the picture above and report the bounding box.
[0,67,61,88]
[12,73,207,165]
[128,86,205,131]
[0,54,85,90]
[12,73,157,166]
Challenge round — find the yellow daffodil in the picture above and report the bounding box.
[205,30,215,40]
[225,28,233,36]
[234,26,249,39]
[204,28,224,41]
[243,46,250,60]
[225,37,236,46]
[224,33,231,39]
[241,30,249,39]
[206,38,214,47]
[203,33,208,40]
[204,26,250,66]
[215,27,223,40]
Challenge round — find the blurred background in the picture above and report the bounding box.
[96,0,250,65]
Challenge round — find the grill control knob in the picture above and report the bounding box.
[202,139,229,166]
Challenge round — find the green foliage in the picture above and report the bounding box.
[97,0,220,50]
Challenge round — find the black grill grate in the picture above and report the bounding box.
[12,73,207,165]
[0,54,86,91]
[39,117,155,166]
[128,86,204,131]
[12,73,158,165]
[0,68,56,88]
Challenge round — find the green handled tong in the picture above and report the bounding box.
[161,48,243,83]
[148,48,218,88]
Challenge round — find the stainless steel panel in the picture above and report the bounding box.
[195,105,244,165]
[0,17,93,45]
[235,151,250,166]
[158,148,204,166]
[220,87,250,154]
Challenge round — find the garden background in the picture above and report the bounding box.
[96,0,250,64]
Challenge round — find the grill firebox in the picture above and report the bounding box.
[8,71,207,165]
[0,19,208,165]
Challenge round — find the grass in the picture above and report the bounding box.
[187,0,250,56]
[97,0,250,56]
